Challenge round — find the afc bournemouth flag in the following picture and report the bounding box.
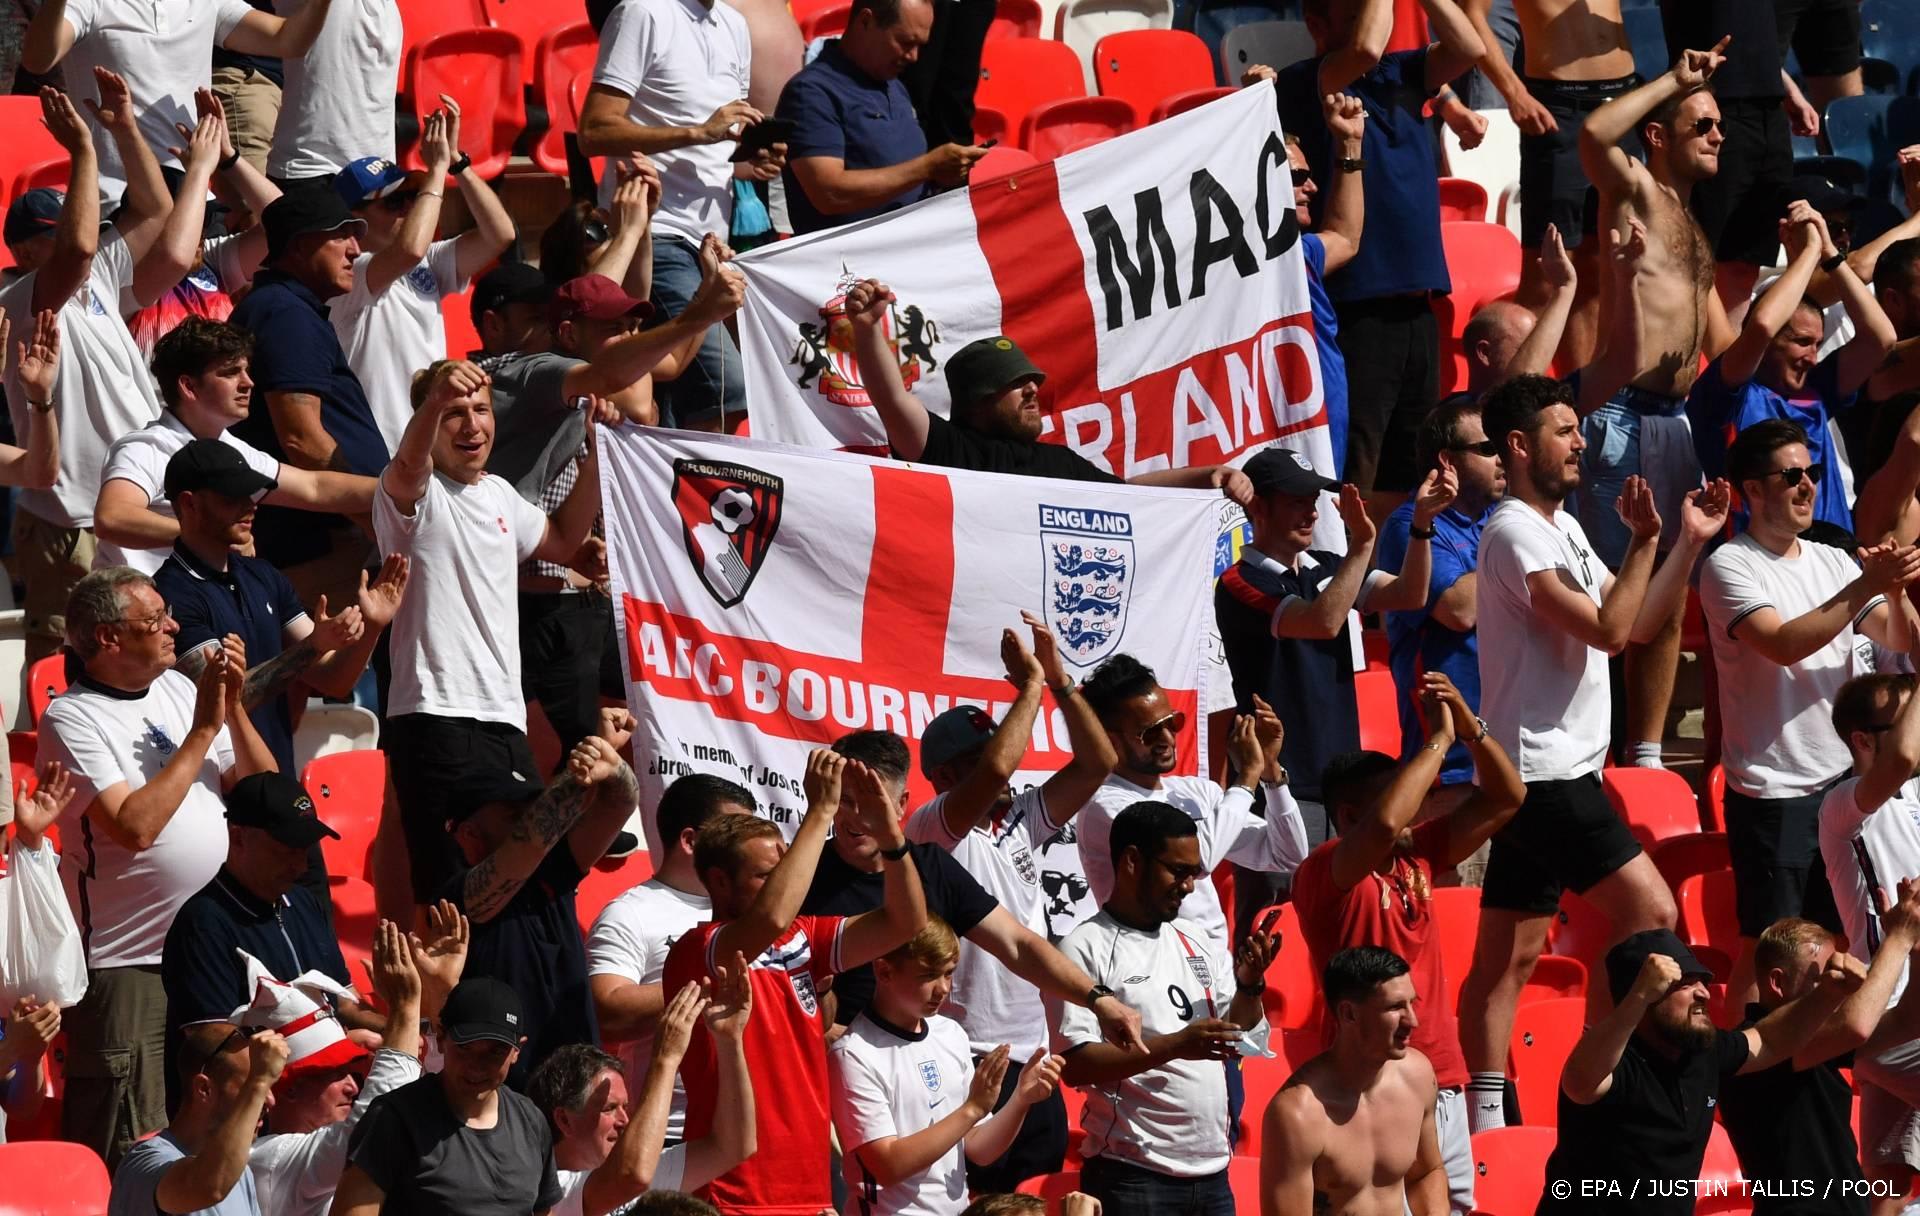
[734,83,1339,549]
[599,428,1219,850]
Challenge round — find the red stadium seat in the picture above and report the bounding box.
[1600,766,1702,850]
[1015,1169,1084,1200]
[303,750,387,883]
[1697,1122,1749,1214]
[1149,86,1236,122]
[989,0,1044,39]
[972,106,1010,145]
[1508,997,1583,1127]
[1705,764,1727,832]
[532,21,600,176]
[1021,96,1133,161]
[443,284,484,359]
[800,1,851,40]
[978,39,1088,147]
[1234,1033,1320,1154]
[10,158,72,205]
[396,0,487,89]
[1355,668,1399,756]
[1091,29,1215,126]
[25,654,66,726]
[1547,890,1609,974]
[403,29,528,180]
[1259,903,1323,1030]
[1677,870,1739,954]
[1435,220,1523,394]
[1437,176,1488,222]
[8,729,36,798]
[1519,954,1587,1006]
[0,1139,110,1213]
[482,0,584,85]
[1433,885,1480,1018]
[330,875,379,959]
[575,851,653,934]
[1470,1126,1555,1216]
[973,145,1040,182]
[789,0,845,36]
[1647,831,1731,897]
[0,97,67,206]
[1362,628,1387,671]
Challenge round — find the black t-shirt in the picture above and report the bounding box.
[1658,0,1784,100]
[911,413,1123,483]
[445,847,596,1090]
[1720,1005,1865,1216]
[347,1075,563,1215]
[798,841,998,1027]
[1542,1029,1752,1214]
[1848,387,1920,488]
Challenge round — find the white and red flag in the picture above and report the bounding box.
[598,427,1219,852]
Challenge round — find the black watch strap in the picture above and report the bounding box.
[879,841,911,861]
[1820,251,1847,273]
[449,151,473,176]
[1087,983,1115,1006]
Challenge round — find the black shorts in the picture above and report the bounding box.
[1482,774,1645,914]
[519,590,619,762]
[1332,295,1437,494]
[382,713,540,900]
[1776,0,1863,78]
[1689,99,1794,266]
[1724,784,1844,937]
[1518,74,1641,248]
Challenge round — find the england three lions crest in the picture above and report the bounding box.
[1039,505,1134,666]
[672,458,784,608]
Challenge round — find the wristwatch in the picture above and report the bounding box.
[1820,251,1847,273]
[1471,715,1490,743]
[1338,156,1366,172]
[1238,975,1267,996]
[1087,984,1116,1006]
[448,152,473,176]
[1050,680,1078,699]
[1410,523,1435,540]
[879,841,911,861]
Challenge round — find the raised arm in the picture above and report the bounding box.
[217,637,279,782]
[1526,475,1662,655]
[1426,676,1526,864]
[1327,684,1455,889]
[931,630,1045,841]
[1419,0,1487,92]
[679,956,757,1192]
[133,110,222,307]
[381,361,478,515]
[709,750,842,967]
[1509,225,1576,381]
[1628,481,1729,645]
[364,108,453,299]
[852,1048,1010,1187]
[461,768,609,923]
[1576,216,1652,415]
[87,68,172,263]
[1317,0,1392,95]
[1275,485,1378,639]
[31,88,97,315]
[568,235,745,401]
[2,311,62,490]
[1738,964,1852,1074]
[964,1050,1062,1165]
[222,0,336,59]
[564,713,645,872]
[1829,232,1900,396]
[526,407,601,567]
[443,102,518,283]
[1562,953,1676,1102]
[836,761,929,968]
[157,1032,288,1213]
[583,161,658,295]
[1722,207,1825,386]
[1029,612,1118,820]
[1316,93,1366,273]
[1855,650,1920,815]
[846,279,932,459]
[1798,881,1920,1067]
[1731,541,1919,667]
[1365,470,1456,612]
[1580,41,1728,198]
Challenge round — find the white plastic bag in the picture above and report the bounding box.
[0,836,88,1008]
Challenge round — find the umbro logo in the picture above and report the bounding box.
[1123,975,1149,984]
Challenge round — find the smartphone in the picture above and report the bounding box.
[728,117,797,162]
[979,138,1000,150]
[1256,907,1283,939]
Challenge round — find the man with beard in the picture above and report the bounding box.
[1261,947,1449,1216]
[1541,928,1854,1214]
[1459,374,1730,1134]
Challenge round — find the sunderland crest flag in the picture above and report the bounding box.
[600,428,1219,849]
[734,83,1340,550]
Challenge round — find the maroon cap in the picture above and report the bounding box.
[551,273,654,328]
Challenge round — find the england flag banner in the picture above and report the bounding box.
[599,426,1219,852]
[733,83,1336,531]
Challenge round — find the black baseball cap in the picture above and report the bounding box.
[1783,173,1864,216]
[259,191,366,266]
[1244,447,1339,498]
[441,977,525,1047]
[164,439,279,502]
[945,336,1045,406]
[1605,927,1716,1005]
[224,772,340,848]
[444,765,546,827]
[920,705,998,776]
[470,262,551,332]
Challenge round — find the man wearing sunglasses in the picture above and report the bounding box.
[1688,203,1897,538]
[1700,419,1920,1007]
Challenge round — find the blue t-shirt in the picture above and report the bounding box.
[1302,233,1349,476]
[776,40,931,235]
[1377,500,1486,784]
[229,271,390,567]
[109,1130,261,1216]
[153,544,310,775]
[1277,50,1450,301]
[1686,355,1854,533]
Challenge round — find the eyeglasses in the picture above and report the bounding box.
[1690,116,1724,136]
[1761,464,1823,487]
[1290,166,1313,187]
[1151,855,1209,884]
[1449,439,1499,457]
[115,608,174,635]
[1133,710,1187,744]
[185,1027,247,1080]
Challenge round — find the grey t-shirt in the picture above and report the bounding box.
[346,1074,563,1216]
[109,1130,262,1216]
[479,351,587,505]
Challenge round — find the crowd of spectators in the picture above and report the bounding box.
[0,0,1918,1213]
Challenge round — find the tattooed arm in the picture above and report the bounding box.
[463,744,641,923]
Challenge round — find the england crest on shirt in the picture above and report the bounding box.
[1039,504,1134,667]
[1011,841,1038,886]
[790,970,819,1016]
[919,1059,942,1092]
[406,264,438,296]
[1184,953,1213,989]
[145,723,177,757]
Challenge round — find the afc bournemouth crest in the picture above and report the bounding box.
[672,458,784,608]
[789,266,941,408]
[1039,504,1135,666]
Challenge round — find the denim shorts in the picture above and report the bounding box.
[1575,384,1699,568]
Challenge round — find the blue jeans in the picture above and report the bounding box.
[1080,1156,1234,1216]
[650,234,745,428]
[1574,384,1690,568]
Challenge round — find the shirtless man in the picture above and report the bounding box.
[1576,37,1737,773]
[1465,0,1636,372]
[1263,946,1446,1216]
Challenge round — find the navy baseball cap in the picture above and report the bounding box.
[4,188,62,248]
[334,157,424,209]
[920,705,998,776]
[1244,447,1339,498]
[260,192,367,265]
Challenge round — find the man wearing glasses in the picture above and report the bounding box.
[40,565,278,1167]
[1700,419,1920,1008]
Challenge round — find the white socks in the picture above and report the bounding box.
[1467,1072,1507,1134]
[1629,741,1665,769]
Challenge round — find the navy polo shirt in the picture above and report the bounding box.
[229,270,389,567]
[776,40,931,235]
[154,543,310,775]
[1277,50,1450,302]
[1377,500,1486,785]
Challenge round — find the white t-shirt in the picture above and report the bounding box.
[59,0,254,201]
[267,0,402,179]
[1818,775,1920,1005]
[40,669,236,968]
[584,878,711,1141]
[95,413,282,574]
[906,787,1056,1057]
[553,1145,684,1216]
[250,1047,421,1216]
[829,1011,977,1216]
[0,233,163,528]
[1700,535,1874,800]
[331,240,466,452]
[373,470,548,725]
[1476,499,1613,780]
[1077,774,1307,957]
[592,0,752,242]
[1058,910,1256,1178]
